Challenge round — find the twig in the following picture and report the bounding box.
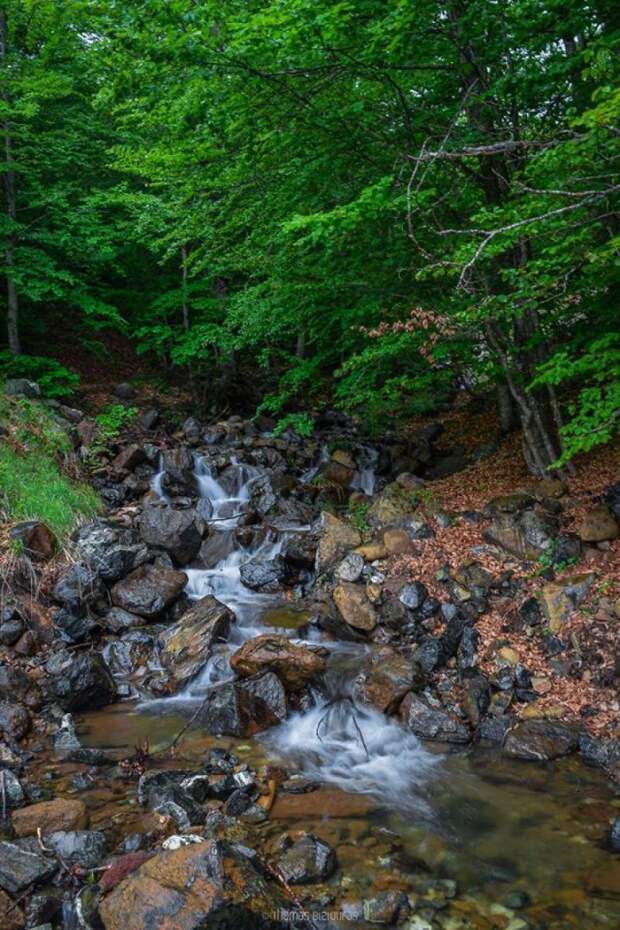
[315,696,370,761]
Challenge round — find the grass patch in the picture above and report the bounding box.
[0,394,101,539]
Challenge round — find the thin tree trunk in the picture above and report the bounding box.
[296,328,306,359]
[497,382,515,433]
[0,11,20,355]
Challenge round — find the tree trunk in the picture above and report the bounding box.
[180,244,195,397]
[497,382,515,434]
[0,11,20,355]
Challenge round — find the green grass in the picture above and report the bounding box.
[0,394,101,539]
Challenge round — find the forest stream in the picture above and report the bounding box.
[16,430,616,930]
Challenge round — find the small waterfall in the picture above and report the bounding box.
[150,453,168,501]
[193,454,259,529]
[263,647,438,813]
[351,445,379,496]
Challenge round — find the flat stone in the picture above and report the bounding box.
[271,788,377,820]
[503,720,579,761]
[0,841,57,894]
[12,798,88,838]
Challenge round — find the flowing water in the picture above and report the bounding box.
[73,452,620,929]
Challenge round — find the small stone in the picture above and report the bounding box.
[399,582,428,610]
[277,833,336,885]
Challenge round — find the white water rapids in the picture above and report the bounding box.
[147,452,437,812]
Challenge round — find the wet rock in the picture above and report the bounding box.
[239,556,291,592]
[0,701,31,741]
[230,634,327,691]
[333,582,377,632]
[159,596,233,689]
[0,768,24,809]
[75,522,149,583]
[139,504,202,565]
[12,798,89,837]
[0,668,42,710]
[551,533,582,567]
[237,672,287,731]
[248,473,278,515]
[52,607,98,644]
[399,692,470,743]
[363,890,409,924]
[102,607,145,633]
[111,564,187,619]
[99,840,293,930]
[280,533,317,571]
[353,651,424,713]
[277,833,336,885]
[44,830,107,869]
[519,596,543,627]
[9,521,57,562]
[161,447,196,497]
[0,841,57,894]
[503,719,580,761]
[53,562,101,609]
[609,819,620,853]
[200,683,247,737]
[577,504,619,542]
[137,771,204,829]
[49,652,117,711]
[316,512,361,573]
[25,891,62,927]
[412,637,443,675]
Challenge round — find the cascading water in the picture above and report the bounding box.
[149,453,168,501]
[149,448,435,813]
[351,445,379,497]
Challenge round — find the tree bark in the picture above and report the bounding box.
[1,12,20,354]
[180,244,195,396]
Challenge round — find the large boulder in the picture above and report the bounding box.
[139,505,202,565]
[230,635,327,691]
[48,653,117,711]
[111,564,187,619]
[159,596,233,689]
[316,512,361,573]
[98,839,292,930]
[399,692,470,743]
[333,583,377,632]
[200,674,287,738]
[75,522,149,582]
[503,720,580,761]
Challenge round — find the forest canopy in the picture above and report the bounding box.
[1,0,619,472]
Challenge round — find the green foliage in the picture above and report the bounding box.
[348,501,370,533]
[272,412,315,438]
[1,0,619,467]
[96,403,138,441]
[0,394,100,537]
[0,351,79,398]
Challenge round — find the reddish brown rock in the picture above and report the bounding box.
[9,521,57,562]
[12,798,88,838]
[98,840,291,930]
[0,888,24,930]
[333,582,377,631]
[230,634,326,691]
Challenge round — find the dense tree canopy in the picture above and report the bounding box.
[1,0,619,470]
